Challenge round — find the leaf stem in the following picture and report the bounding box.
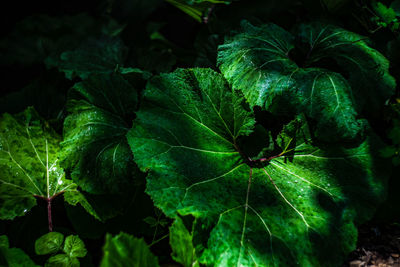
[149,234,169,247]
[47,198,53,232]
[33,191,65,232]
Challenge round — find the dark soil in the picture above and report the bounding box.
[344,223,400,267]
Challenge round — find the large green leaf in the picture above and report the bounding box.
[60,74,141,194]
[127,68,388,266]
[0,235,39,267]
[100,232,159,267]
[218,21,395,141]
[0,107,98,220]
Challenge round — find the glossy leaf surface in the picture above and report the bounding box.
[218,21,395,141]
[0,107,94,220]
[128,68,388,266]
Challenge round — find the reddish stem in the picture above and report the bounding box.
[234,140,284,165]
[34,191,65,232]
[47,198,53,232]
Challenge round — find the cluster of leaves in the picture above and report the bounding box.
[35,232,87,266]
[370,0,400,31]
[1,0,400,266]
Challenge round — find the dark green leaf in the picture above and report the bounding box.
[0,235,39,267]
[0,14,117,67]
[100,232,159,267]
[35,232,64,255]
[0,71,68,121]
[46,37,128,80]
[60,74,142,194]
[391,0,400,16]
[127,68,388,266]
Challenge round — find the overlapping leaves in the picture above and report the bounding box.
[218,21,395,141]
[128,68,388,266]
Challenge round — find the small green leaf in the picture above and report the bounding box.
[63,235,87,258]
[45,254,80,267]
[35,232,64,255]
[100,232,159,267]
[170,217,199,267]
[0,235,39,267]
[143,217,158,227]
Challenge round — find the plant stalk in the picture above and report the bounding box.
[47,198,53,232]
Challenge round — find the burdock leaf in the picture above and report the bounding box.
[127,68,388,266]
[0,107,98,220]
[218,21,395,141]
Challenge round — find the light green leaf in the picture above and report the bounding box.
[0,235,40,267]
[170,217,199,267]
[100,232,159,267]
[127,68,388,266]
[218,21,395,141]
[35,232,64,255]
[63,235,87,258]
[46,37,128,80]
[60,74,142,194]
[45,254,80,267]
[0,107,92,220]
